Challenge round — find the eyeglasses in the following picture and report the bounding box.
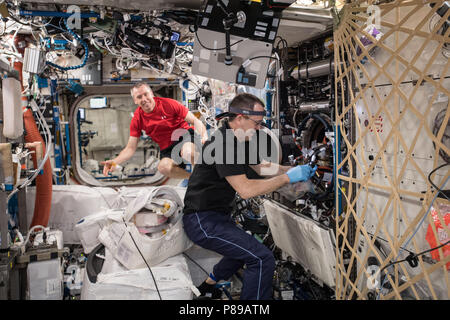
[243,115,265,127]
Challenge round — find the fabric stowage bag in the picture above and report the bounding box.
[74,208,123,254]
[98,186,193,269]
[81,253,199,300]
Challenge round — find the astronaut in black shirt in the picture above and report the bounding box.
[182,93,316,300]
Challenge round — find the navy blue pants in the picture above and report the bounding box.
[183,211,275,300]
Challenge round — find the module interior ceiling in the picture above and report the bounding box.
[19,0,203,10]
[19,1,333,45]
[278,5,333,46]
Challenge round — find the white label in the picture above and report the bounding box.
[323,172,333,182]
[269,31,276,41]
[199,49,211,60]
[257,21,269,27]
[272,18,280,27]
[254,31,266,38]
[242,59,252,68]
[47,279,61,296]
[199,62,209,73]
[255,25,267,32]
[281,290,294,300]
[438,228,448,243]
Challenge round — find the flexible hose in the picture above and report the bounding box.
[24,108,53,227]
[13,53,53,228]
[46,19,89,71]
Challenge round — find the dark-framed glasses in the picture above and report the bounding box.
[245,117,265,127]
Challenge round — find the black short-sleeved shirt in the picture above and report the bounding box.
[183,121,263,215]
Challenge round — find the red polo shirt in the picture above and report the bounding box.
[130,97,192,150]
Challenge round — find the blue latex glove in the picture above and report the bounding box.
[286,165,317,183]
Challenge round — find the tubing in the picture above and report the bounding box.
[23,110,53,227]
[13,52,53,228]
[46,19,89,71]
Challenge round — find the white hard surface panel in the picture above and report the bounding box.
[263,199,336,288]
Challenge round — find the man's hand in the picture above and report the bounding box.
[185,111,208,145]
[101,160,116,176]
[101,137,138,176]
[286,165,317,183]
[201,134,208,144]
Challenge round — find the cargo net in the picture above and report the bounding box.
[334,0,450,300]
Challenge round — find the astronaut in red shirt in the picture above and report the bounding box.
[102,82,208,179]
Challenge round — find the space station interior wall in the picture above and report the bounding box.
[334,1,450,300]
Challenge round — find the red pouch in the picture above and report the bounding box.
[425,199,450,270]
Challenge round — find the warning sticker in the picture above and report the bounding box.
[363,115,384,134]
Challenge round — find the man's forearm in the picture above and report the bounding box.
[240,174,290,199]
[278,164,292,174]
[112,147,135,164]
[193,118,207,140]
[251,162,292,177]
